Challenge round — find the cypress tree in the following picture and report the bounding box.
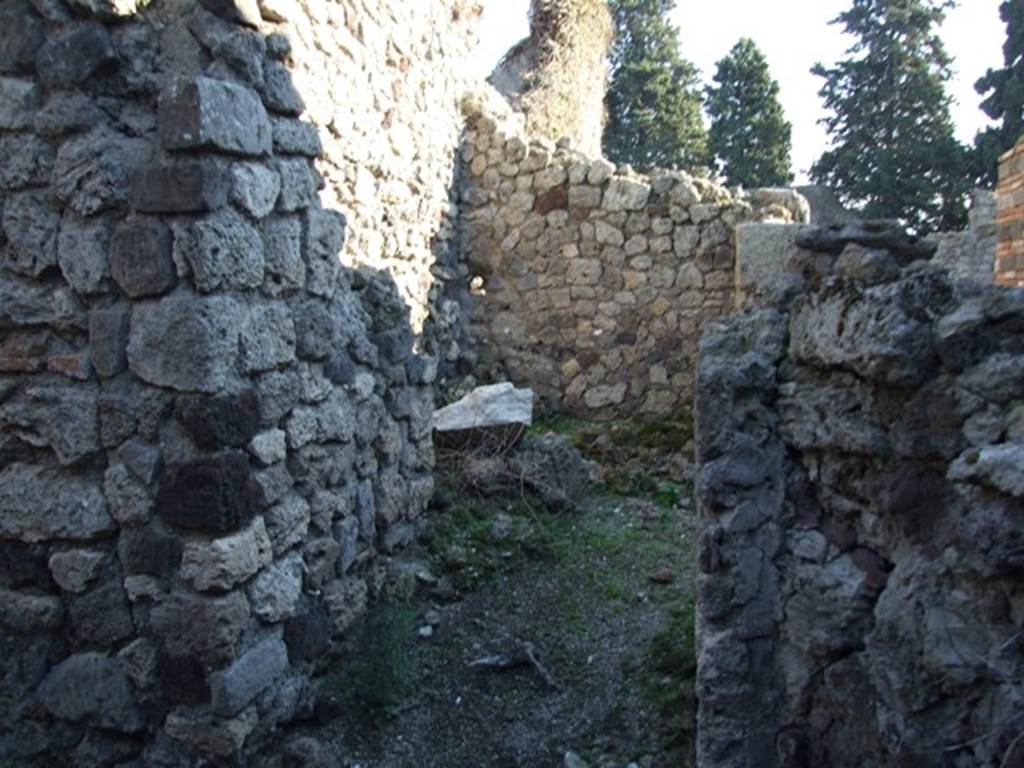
[975,0,1024,185]
[706,38,793,188]
[603,0,708,171]
[810,0,970,234]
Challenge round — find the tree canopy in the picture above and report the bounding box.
[810,0,970,234]
[975,0,1024,185]
[706,37,793,188]
[603,0,708,171]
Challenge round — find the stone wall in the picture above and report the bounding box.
[997,140,1024,287]
[695,244,1024,766]
[456,97,804,418]
[267,0,479,336]
[0,0,447,763]
[934,189,997,285]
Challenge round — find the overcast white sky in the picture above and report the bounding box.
[472,0,1005,182]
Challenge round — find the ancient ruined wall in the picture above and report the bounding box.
[696,243,1024,766]
[267,0,480,337]
[489,0,612,158]
[934,189,997,285]
[457,98,803,417]
[0,0,446,763]
[998,140,1024,287]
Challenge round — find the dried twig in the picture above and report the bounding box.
[469,640,561,691]
[1001,728,1024,768]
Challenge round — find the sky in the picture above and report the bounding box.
[471,0,1005,183]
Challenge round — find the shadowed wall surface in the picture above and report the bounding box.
[0,0,472,763]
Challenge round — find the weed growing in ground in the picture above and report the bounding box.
[344,602,419,717]
[647,597,698,718]
[427,485,572,591]
[531,414,694,510]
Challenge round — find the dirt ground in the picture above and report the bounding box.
[291,419,700,768]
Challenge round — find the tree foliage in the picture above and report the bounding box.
[975,0,1024,186]
[810,0,970,234]
[706,38,793,188]
[603,0,708,171]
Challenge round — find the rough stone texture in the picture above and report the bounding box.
[0,464,113,541]
[0,0,44,74]
[69,579,135,647]
[283,608,330,662]
[232,161,281,218]
[456,96,798,416]
[0,385,100,464]
[512,432,592,511]
[149,591,251,666]
[38,653,143,733]
[209,632,288,716]
[695,258,1024,767]
[247,551,303,622]
[269,0,480,337]
[0,75,40,130]
[57,213,113,295]
[179,517,273,592]
[130,161,232,213]
[735,223,816,308]
[110,218,177,298]
[3,190,60,277]
[934,189,996,285]
[48,549,106,593]
[156,451,263,534]
[175,207,266,293]
[36,23,115,90]
[175,390,262,450]
[163,706,257,758]
[53,128,151,217]
[159,76,272,157]
[0,4,443,762]
[103,462,153,526]
[323,576,369,636]
[127,293,243,393]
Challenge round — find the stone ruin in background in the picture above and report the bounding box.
[489,0,612,159]
[456,91,808,418]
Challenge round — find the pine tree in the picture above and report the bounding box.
[706,38,793,188]
[810,0,970,234]
[975,0,1024,186]
[603,0,708,171]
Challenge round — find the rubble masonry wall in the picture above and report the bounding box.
[695,245,1024,766]
[0,0,473,763]
[456,100,803,418]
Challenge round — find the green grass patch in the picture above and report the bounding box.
[427,485,573,591]
[593,473,687,510]
[529,415,692,460]
[647,597,698,718]
[530,413,693,511]
[347,602,419,716]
